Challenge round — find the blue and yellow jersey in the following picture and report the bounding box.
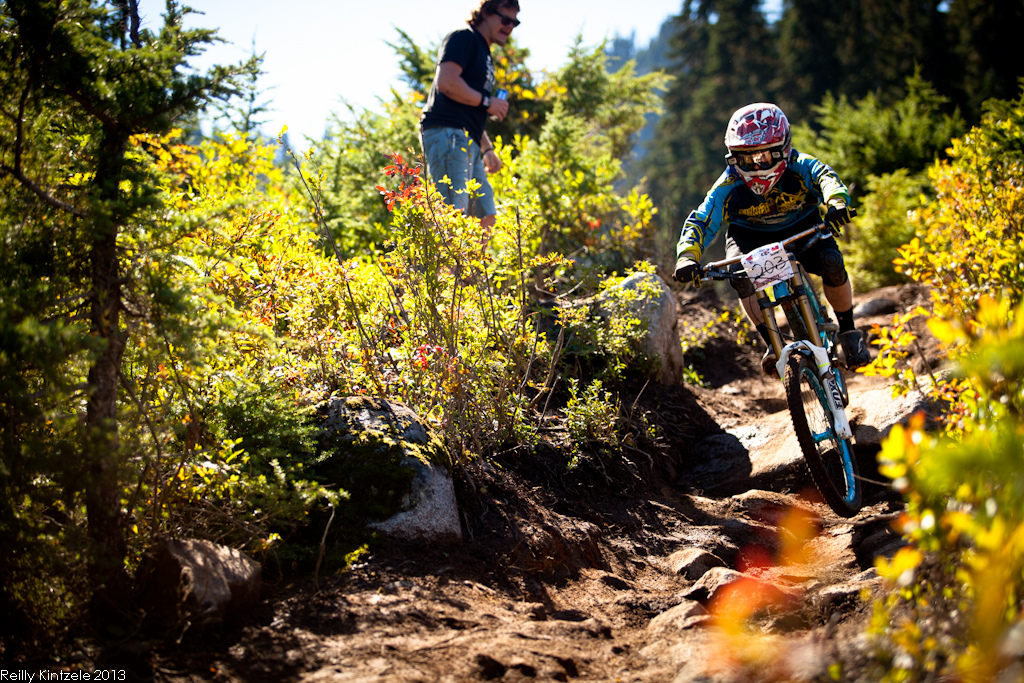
[676,150,850,260]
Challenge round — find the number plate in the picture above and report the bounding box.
[741,242,794,291]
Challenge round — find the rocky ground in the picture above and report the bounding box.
[147,283,940,683]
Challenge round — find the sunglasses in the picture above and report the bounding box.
[726,148,785,172]
[495,12,521,28]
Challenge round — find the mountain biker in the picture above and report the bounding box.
[673,102,872,376]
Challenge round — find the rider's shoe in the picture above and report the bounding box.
[761,348,779,378]
[839,329,872,369]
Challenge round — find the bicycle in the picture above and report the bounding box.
[697,222,862,517]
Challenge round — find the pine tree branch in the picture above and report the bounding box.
[2,80,87,216]
[0,163,87,217]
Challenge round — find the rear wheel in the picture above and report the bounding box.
[784,354,862,517]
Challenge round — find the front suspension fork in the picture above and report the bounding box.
[758,290,853,440]
[757,291,785,363]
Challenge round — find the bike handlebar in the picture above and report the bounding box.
[699,222,829,282]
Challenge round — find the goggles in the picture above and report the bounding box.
[726,147,786,172]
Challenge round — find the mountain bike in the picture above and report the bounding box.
[697,223,862,517]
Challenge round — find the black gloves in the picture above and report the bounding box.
[674,257,701,287]
[823,204,857,236]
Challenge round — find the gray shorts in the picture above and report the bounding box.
[420,126,496,218]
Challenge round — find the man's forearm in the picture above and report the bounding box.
[437,66,486,107]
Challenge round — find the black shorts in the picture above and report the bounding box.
[724,218,848,297]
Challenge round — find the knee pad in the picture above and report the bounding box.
[817,247,849,288]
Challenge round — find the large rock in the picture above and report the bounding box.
[853,297,899,318]
[316,396,462,545]
[366,458,462,543]
[665,547,727,580]
[134,537,261,637]
[648,599,709,633]
[681,566,801,610]
[850,383,935,448]
[596,271,687,384]
[810,568,885,613]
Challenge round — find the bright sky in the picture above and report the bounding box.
[179,0,685,146]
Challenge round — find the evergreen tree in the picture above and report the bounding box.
[772,0,846,121]
[619,21,674,186]
[644,0,776,227]
[214,43,274,140]
[775,0,956,119]
[948,0,1024,120]
[832,0,942,102]
[553,38,669,162]
[0,0,243,629]
[389,28,435,99]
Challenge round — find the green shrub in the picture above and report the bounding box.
[792,71,964,198]
[564,378,620,455]
[845,169,929,289]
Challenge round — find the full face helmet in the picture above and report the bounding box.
[724,103,792,196]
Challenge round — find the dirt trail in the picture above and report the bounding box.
[153,286,932,682]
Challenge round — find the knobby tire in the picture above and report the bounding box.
[782,300,812,344]
[784,353,862,517]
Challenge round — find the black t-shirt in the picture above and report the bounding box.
[420,27,495,145]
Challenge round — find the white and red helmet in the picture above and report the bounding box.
[724,103,792,195]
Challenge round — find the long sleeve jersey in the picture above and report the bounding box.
[676,150,850,261]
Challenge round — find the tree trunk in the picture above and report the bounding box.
[84,130,132,627]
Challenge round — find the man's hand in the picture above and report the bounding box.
[674,257,701,287]
[823,203,857,237]
[486,97,509,122]
[483,149,502,173]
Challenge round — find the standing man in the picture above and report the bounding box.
[420,0,520,230]
[674,103,872,376]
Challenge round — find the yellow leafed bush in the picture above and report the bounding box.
[865,87,1024,681]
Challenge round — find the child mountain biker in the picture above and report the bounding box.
[673,102,871,376]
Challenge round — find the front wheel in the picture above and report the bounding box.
[781,300,812,344]
[784,353,862,517]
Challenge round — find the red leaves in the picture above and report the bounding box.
[378,152,422,212]
[413,344,445,369]
[382,153,420,178]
